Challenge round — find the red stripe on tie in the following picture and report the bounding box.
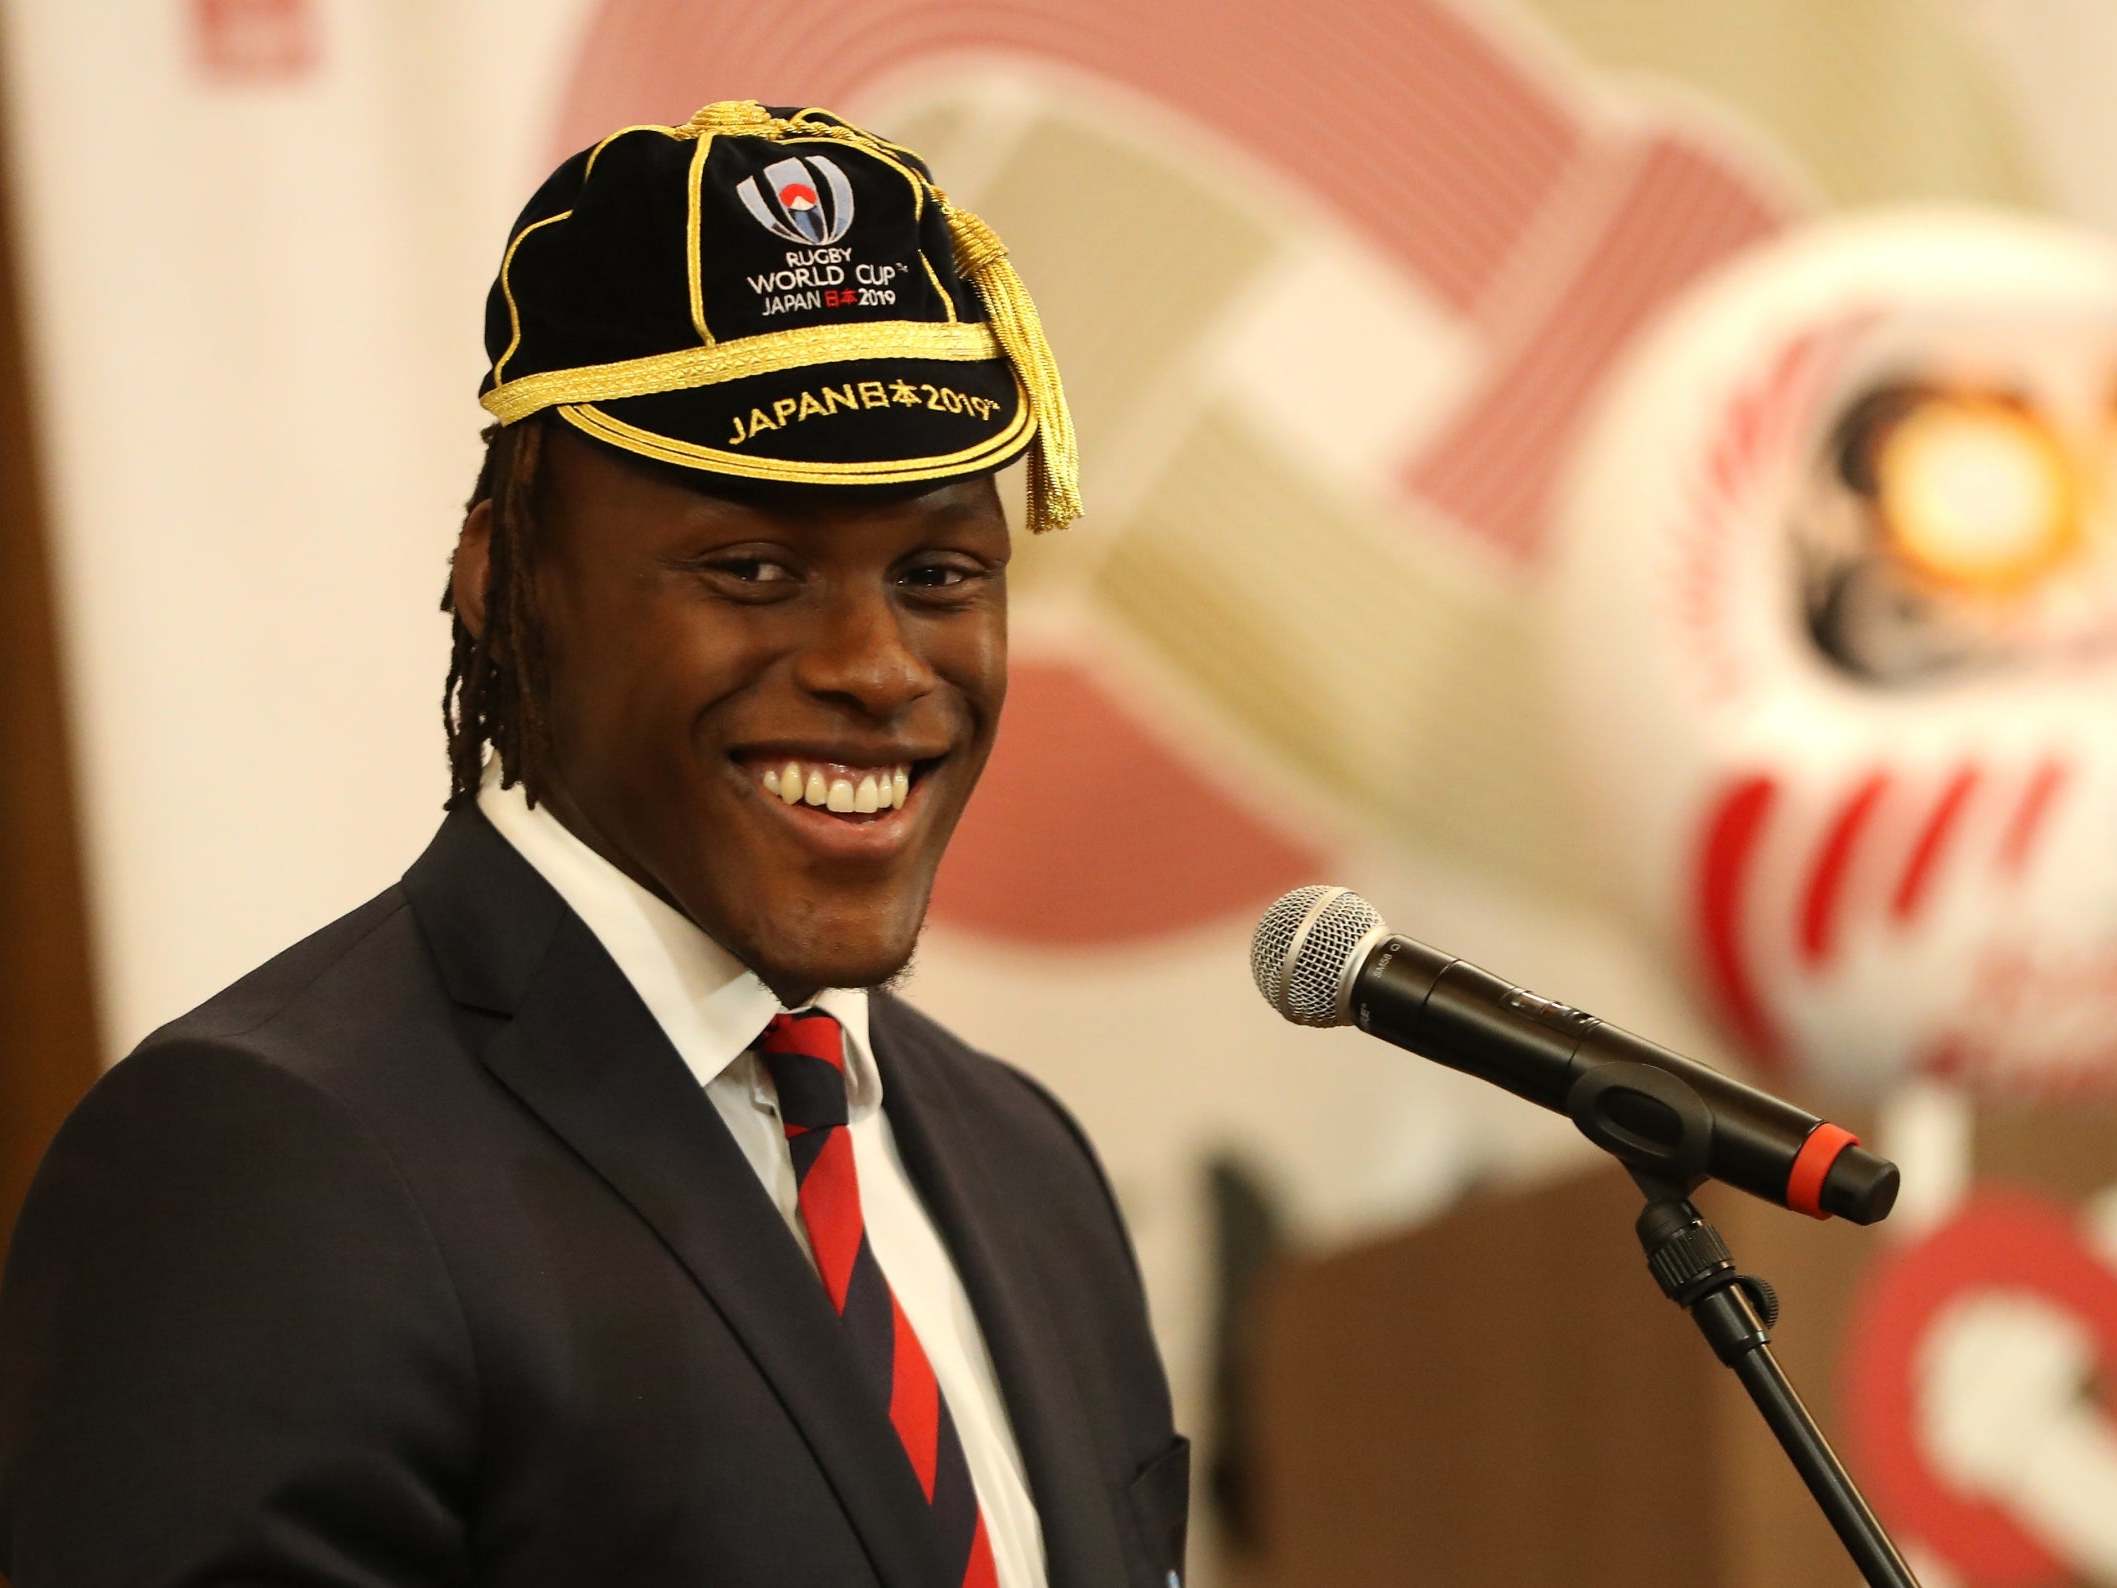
[963,1514,1000,1588]
[887,1292,941,1499]
[799,1130,865,1310]
[769,1012,848,1069]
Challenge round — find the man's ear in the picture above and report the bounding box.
[452,499,494,639]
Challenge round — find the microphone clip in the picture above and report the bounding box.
[1566,1060,1715,1188]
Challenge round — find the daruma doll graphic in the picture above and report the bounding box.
[544,38,2117,1113]
[1551,210,2117,1100]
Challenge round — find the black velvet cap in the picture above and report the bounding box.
[479,99,1080,529]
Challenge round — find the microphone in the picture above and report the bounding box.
[1251,886,1900,1224]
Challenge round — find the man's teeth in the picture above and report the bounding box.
[759,761,914,812]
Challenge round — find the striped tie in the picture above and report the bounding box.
[756,1011,1001,1588]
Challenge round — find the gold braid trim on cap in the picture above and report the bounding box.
[554,383,1035,484]
[941,203,1081,533]
[481,320,1002,425]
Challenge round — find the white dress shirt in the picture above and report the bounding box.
[479,770,1047,1588]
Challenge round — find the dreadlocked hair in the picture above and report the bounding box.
[440,418,552,810]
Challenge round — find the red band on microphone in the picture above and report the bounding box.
[1786,1122,1859,1220]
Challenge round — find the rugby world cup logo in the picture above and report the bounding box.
[736,155,855,246]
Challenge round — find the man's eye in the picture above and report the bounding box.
[711,558,795,583]
[901,561,976,589]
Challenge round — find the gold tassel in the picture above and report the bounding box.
[944,205,1082,533]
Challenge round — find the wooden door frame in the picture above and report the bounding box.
[0,67,104,1272]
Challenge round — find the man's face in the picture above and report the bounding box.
[516,426,1011,1004]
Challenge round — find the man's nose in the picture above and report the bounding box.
[788,587,938,718]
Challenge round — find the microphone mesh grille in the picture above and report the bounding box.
[1251,885,1386,1028]
[1251,886,1330,1006]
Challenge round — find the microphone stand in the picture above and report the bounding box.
[1567,1064,1920,1587]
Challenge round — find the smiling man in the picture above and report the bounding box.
[467,428,1010,1007]
[0,102,1186,1588]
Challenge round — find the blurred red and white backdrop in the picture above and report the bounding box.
[8,1,2117,1581]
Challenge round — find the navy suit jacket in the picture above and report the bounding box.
[0,809,1187,1586]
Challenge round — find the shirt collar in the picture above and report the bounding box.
[477,764,879,1118]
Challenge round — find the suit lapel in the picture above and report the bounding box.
[404,814,947,1588]
[871,1001,1131,1588]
